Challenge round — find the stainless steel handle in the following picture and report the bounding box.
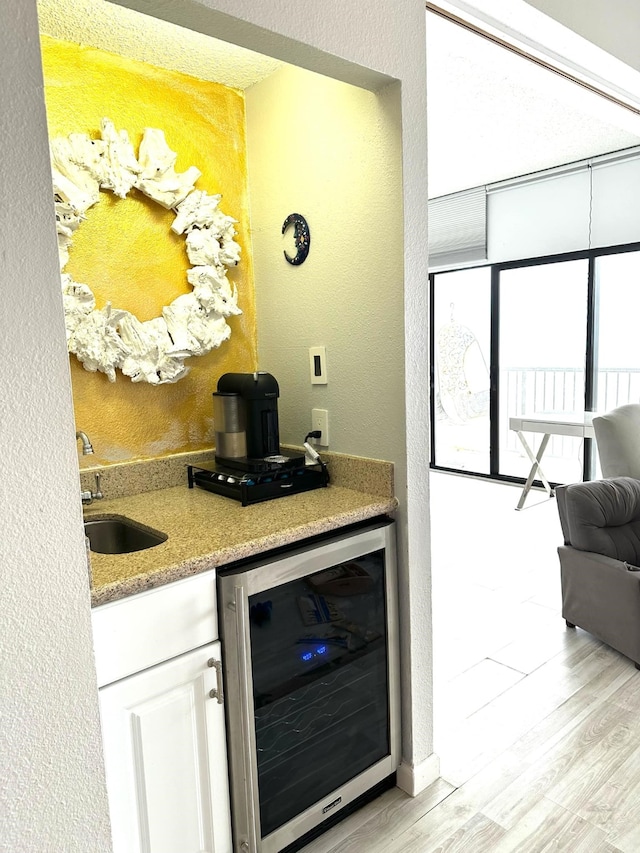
[207,658,224,704]
[93,472,103,500]
[235,585,260,852]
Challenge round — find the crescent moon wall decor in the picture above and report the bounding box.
[282,213,310,265]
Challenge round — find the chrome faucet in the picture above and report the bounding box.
[76,430,103,504]
[81,472,103,506]
[76,430,94,455]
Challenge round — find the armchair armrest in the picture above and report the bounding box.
[559,545,640,665]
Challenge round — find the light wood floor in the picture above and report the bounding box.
[302,472,640,853]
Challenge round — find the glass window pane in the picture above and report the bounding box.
[499,260,588,484]
[433,267,491,473]
[594,250,640,413]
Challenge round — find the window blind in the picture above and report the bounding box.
[487,168,591,262]
[428,187,487,269]
[591,154,640,248]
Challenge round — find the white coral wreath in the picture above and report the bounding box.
[52,118,242,384]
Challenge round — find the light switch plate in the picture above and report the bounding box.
[309,346,328,385]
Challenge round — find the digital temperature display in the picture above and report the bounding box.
[300,645,328,662]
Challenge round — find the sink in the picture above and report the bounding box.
[84,515,168,554]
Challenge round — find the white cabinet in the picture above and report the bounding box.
[92,569,218,689]
[98,641,232,853]
[92,567,232,853]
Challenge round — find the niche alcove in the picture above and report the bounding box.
[37,0,405,467]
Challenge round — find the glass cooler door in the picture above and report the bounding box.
[248,547,390,838]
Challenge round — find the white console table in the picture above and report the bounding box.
[509,413,597,510]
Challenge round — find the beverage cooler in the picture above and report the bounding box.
[217,517,400,853]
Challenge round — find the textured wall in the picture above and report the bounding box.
[247,68,405,459]
[113,0,434,783]
[1,4,112,851]
[41,36,257,462]
[245,70,438,783]
[4,3,433,848]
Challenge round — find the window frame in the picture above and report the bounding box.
[429,240,640,486]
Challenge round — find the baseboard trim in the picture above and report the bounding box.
[396,753,441,797]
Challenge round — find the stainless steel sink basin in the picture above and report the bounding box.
[84,515,168,554]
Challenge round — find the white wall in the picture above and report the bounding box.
[525,0,640,74]
[246,67,405,459]
[115,0,435,790]
[0,3,112,850]
[245,67,435,785]
[3,0,432,846]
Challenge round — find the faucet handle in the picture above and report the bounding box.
[93,472,103,501]
[80,472,104,506]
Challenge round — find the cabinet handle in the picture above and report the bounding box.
[235,585,260,850]
[207,658,224,704]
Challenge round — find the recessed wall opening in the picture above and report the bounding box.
[37,0,405,465]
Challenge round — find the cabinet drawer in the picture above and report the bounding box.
[92,568,218,687]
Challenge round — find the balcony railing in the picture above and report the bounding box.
[433,365,640,476]
[504,366,640,458]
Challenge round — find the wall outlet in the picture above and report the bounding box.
[311,408,329,446]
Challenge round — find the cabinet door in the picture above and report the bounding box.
[99,642,231,853]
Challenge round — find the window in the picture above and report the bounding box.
[594,251,640,412]
[432,267,491,473]
[499,259,588,485]
[430,244,640,485]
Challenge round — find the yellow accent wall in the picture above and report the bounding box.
[41,35,257,462]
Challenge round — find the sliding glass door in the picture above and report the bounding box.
[430,244,640,485]
[499,259,588,484]
[432,267,491,473]
[594,251,640,412]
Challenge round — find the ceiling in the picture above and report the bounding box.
[38,0,640,199]
[37,0,283,89]
[426,11,640,198]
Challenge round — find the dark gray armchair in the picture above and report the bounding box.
[556,476,640,669]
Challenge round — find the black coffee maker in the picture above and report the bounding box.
[213,372,304,473]
[187,370,328,504]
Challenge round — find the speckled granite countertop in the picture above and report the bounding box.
[84,451,396,607]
